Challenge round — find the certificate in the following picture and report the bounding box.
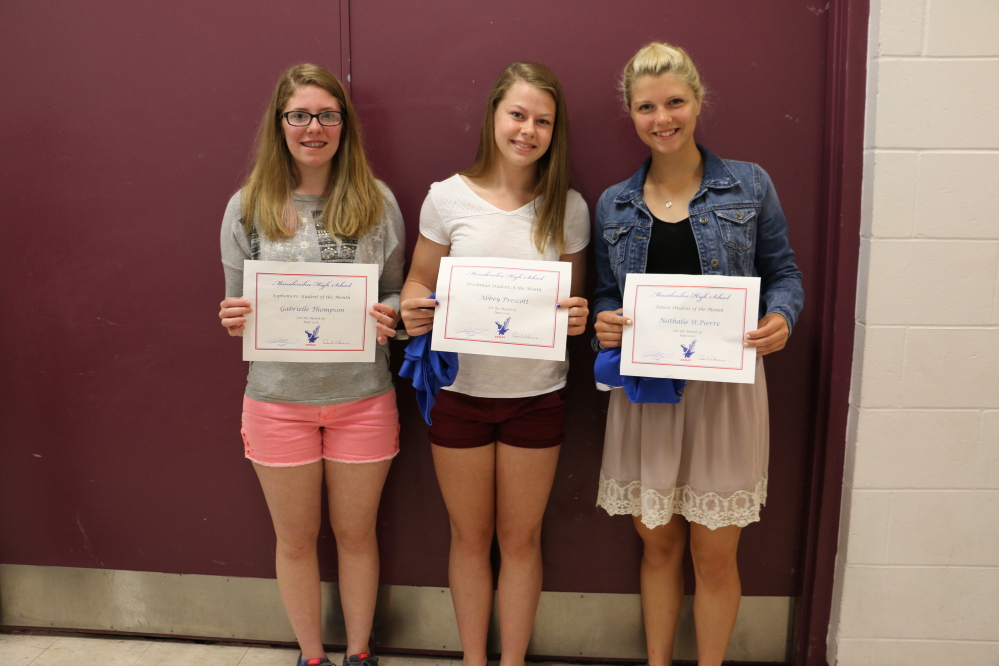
[242,260,378,363]
[431,257,571,361]
[620,274,761,384]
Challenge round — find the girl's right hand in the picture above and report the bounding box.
[400,296,438,337]
[594,308,632,348]
[219,297,252,336]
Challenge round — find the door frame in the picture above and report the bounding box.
[793,0,869,664]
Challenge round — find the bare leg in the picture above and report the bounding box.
[688,523,742,666]
[494,442,560,666]
[253,461,326,661]
[634,515,688,666]
[432,443,497,666]
[325,458,392,656]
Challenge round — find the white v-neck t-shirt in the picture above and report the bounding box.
[420,174,590,398]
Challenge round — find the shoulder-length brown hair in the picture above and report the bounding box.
[461,62,571,254]
[240,63,383,241]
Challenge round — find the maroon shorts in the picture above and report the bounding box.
[428,387,567,449]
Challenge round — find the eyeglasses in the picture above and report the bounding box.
[280,110,344,127]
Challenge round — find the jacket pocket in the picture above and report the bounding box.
[715,208,756,252]
[601,222,634,268]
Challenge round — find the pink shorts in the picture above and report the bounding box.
[241,390,400,467]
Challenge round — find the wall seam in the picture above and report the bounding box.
[920,0,931,55]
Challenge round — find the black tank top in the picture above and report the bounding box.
[645,216,702,275]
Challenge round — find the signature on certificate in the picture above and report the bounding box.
[642,351,675,362]
[265,338,300,347]
[453,327,489,338]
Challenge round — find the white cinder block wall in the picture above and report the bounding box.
[827,0,999,664]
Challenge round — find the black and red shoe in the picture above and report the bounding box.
[343,653,379,666]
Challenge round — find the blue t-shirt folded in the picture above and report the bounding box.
[593,347,685,404]
[397,294,459,425]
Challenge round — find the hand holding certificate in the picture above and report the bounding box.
[431,257,571,361]
[621,273,761,384]
[242,260,379,363]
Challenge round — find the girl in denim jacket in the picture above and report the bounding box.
[592,43,804,666]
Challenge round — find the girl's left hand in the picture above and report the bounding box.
[370,303,399,345]
[557,296,590,336]
[744,313,789,356]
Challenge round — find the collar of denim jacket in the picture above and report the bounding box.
[614,144,738,205]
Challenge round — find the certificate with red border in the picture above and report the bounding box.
[431,257,571,361]
[620,274,761,384]
[242,260,378,363]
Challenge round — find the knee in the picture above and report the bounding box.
[331,521,377,555]
[640,532,686,567]
[690,547,739,583]
[450,519,495,554]
[275,529,320,560]
[496,522,541,560]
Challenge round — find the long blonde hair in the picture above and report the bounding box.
[241,63,383,241]
[461,62,571,254]
[620,42,706,109]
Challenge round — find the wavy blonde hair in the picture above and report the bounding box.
[241,63,383,241]
[461,62,571,254]
[620,42,706,109]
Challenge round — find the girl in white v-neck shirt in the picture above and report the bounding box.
[419,173,589,397]
[399,62,589,666]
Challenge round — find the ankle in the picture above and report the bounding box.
[462,656,489,666]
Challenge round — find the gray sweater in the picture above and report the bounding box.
[221,184,405,405]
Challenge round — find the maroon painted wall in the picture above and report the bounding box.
[0,0,344,574]
[1,0,833,610]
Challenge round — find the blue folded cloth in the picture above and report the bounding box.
[397,294,459,425]
[593,347,685,404]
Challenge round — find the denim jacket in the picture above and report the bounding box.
[592,145,804,346]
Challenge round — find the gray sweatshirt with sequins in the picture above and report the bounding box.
[220,183,405,405]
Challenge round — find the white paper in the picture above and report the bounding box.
[431,257,571,361]
[620,273,761,384]
[242,260,378,363]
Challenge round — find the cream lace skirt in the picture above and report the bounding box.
[596,357,769,530]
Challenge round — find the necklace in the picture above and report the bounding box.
[291,201,310,232]
[652,171,673,208]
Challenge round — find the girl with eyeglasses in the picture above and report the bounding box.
[399,62,589,666]
[218,63,404,666]
[591,43,804,666]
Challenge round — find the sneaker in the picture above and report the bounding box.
[343,653,379,666]
[297,654,334,666]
